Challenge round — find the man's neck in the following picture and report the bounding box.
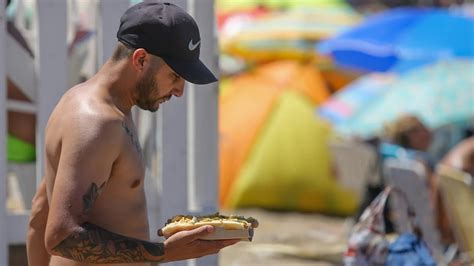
[92,59,137,115]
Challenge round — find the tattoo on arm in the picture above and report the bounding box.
[53,223,164,263]
[82,182,106,213]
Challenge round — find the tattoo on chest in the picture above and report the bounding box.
[52,222,165,263]
[121,122,142,155]
[83,181,106,213]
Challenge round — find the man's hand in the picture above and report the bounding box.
[162,226,240,262]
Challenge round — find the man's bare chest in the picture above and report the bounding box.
[108,121,146,190]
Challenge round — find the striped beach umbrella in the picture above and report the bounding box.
[221,5,361,63]
[339,59,474,137]
[318,73,397,125]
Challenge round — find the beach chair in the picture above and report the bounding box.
[329,139,380,201]
[382,158,446,263]
[436,165,474,262]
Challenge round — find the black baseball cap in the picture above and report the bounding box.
[117,1,217,84]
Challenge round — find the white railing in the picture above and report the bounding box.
[0,0,218,265]
[1,0,9,264]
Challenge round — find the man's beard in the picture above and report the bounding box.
[136,73,160,112]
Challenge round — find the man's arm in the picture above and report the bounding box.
[52,222,165,262]
[27,179,50,266]
[44,115,237,263]
[52,221,237,263]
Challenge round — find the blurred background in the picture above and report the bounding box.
[215,0,473,265]
[3,0,474,265]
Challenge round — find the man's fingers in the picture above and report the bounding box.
[159,225,214,240]
[184,225,214,241]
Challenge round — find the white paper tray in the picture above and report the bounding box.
[199,227,254,241]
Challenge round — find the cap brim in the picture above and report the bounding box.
[162,57,218,85]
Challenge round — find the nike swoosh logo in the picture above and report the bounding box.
[188,39,201,51]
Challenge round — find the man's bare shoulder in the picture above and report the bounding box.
[56,84,122,119]
[46,84,126,152]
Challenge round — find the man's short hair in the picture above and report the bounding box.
[111,42,135,61]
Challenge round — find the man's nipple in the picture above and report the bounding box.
[131,179,141,188]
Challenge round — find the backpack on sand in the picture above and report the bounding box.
[344,186,436,266]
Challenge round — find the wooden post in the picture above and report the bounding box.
[0,0,9,263]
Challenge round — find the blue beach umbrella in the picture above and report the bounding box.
[338,59,474,137]
[317,8,474,72]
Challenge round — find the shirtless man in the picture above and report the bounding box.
[26,2,238,265]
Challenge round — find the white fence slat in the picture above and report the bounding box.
[0,0,9,263]
[6,99,36,113]
[7,213,29,245]
[188,0,218,213]
[35,0,69,188]
[157,1,193,265]
[97,0,130,67]
[160,90,189,266]
[190,1,219,265]
[159,0,188,220]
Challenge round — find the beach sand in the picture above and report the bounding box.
[219,208,351,266]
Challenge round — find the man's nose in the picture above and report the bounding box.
[172,80,185,97]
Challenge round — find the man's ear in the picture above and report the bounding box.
[131,48,148,72]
